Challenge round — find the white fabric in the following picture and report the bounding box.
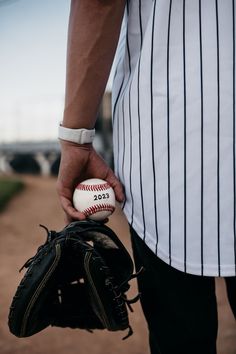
[112,0,236,276]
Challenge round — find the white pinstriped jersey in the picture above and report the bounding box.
[112,0,236,276]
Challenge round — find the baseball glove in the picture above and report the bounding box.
[8,220,142,340]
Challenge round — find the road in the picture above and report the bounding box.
[0,175,235,354]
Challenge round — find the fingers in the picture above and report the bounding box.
[105,169,125,203]
[60,195,86,222]
[57,146,125,223]
[87,150,125,202]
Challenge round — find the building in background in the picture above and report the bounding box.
[0,92,113,176]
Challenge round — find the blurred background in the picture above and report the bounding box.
[0,0,114,176]
[0,0,236,353]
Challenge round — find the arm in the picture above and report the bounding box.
[57,0,126,222]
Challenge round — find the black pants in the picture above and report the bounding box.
[130,228,236,354]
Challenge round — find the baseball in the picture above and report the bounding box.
[73,178,116,221]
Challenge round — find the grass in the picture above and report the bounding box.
[0,177,24,211]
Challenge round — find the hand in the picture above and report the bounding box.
[57,140,125,223]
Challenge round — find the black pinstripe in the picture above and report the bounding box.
[199,0,204,276]
[150,0,159,249]
[113,76,125,180]
[121,92,126,190]
[112,54,125,123]
[167,0,173,265]
[233,0,236,275]
[215,0,221,276]
[112,31,127,125]
[128,63,134,226]
[121,3,132,211]
[110,24,126,181]
[137,0,146,240]
[183,0,187,273]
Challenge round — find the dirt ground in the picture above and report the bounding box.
[0,175,236,354]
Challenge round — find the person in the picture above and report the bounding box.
[57,1,236,353]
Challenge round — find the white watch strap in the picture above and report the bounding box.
[58,125,95,144]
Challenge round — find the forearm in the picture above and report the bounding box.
[63,0,126,129]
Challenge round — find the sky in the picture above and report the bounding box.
[0,0,114,142]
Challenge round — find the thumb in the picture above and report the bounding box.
[105,169,125,203]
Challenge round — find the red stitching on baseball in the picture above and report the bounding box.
[83,204,115,217]
[76,183,111,192]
